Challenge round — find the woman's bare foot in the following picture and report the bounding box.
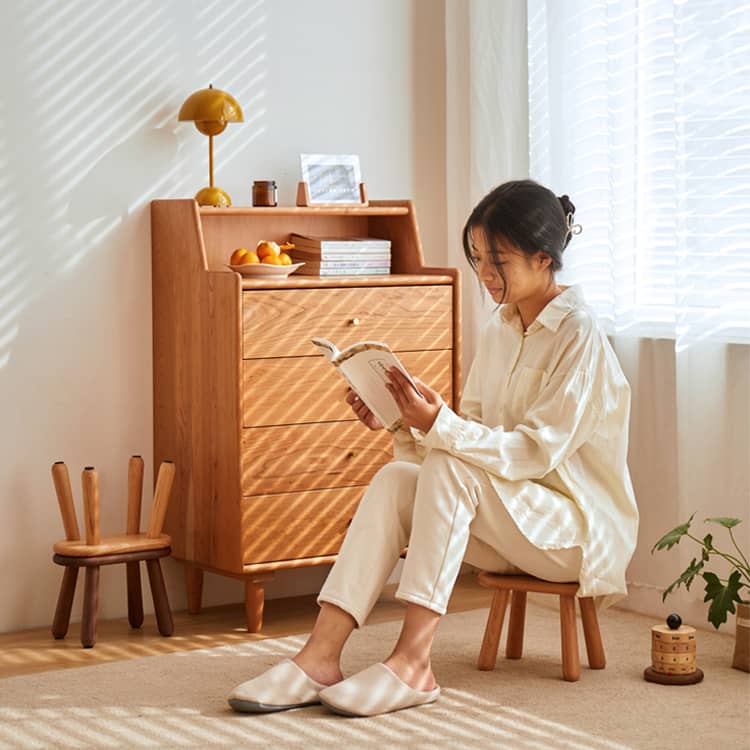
[292,652,344,687]
[383,652,437,691]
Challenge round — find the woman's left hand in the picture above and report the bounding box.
[385,368,443,433]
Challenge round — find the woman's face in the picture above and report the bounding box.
[468,227,548,305]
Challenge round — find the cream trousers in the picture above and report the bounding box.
[317,449,583,628]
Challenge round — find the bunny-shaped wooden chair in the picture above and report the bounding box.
[50,456,176,648]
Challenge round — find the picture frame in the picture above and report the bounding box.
[299,154,364,205]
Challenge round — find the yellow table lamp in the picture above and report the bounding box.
[178,84,243,207]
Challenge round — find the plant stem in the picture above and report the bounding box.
[729,527,750,570]
[685,533,750,585]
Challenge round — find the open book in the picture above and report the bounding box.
[311,337,418,431]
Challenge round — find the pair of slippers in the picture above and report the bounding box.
[228,658,440,718]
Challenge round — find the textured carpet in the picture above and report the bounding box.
[0,599,747,749]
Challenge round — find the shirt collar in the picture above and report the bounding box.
[499,284,585,333]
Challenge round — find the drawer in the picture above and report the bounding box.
[242,349,453,427]
[242,285,452,359]
[241,420,392,496]
[241,485,364,563]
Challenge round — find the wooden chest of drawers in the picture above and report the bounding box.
[151,198,461,631]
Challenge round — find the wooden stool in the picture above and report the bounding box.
[476,572,606,681]
[50,456,176,648]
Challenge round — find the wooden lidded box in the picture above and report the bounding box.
[150,199,461,631]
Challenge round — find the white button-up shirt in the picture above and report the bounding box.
[393,283,640,611]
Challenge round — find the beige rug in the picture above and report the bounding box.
[0,599,747,749]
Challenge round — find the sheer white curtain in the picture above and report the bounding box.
[451,0,750,627]
[527,0,750,351]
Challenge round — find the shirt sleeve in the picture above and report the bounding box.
[415,325,605,481]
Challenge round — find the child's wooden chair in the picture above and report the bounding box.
[50,456,176,648]
[476,572,606,681]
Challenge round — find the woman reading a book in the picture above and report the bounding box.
[229,179,639,717]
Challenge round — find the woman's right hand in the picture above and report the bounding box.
[346,387,383,431]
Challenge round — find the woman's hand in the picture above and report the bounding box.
[385,368,443,433]
[345,387,383,431]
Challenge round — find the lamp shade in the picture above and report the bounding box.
[178,85,243,128]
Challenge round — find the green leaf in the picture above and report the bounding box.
[661,557,705,602]
[651,512,695,553]
[703,570,745,629]
[705,517,742,529]
[703,533,713,550]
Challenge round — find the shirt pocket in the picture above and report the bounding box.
[509,366,547,418]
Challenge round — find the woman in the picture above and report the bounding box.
[228,179,640,717]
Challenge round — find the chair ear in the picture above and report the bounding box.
[81,467,100,545]
[146,461,176,539]
[127,455,145,534]
[52,462,80,541]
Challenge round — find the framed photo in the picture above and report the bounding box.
[300,154,363,204]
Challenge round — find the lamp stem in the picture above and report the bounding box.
[208,134,214,188]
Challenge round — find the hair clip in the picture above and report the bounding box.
[566,211,583,236]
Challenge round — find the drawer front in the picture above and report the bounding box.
[241,421,392,496]
[241,486,364,563]
[242,349,453,427]
[242,285,452,359]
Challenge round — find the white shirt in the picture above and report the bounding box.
[393,283,640,611]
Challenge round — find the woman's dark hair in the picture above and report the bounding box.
[462,179,577,304]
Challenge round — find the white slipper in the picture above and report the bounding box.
[228,658,329,713]
[318,662,440,717]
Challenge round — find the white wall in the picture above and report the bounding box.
[0,0,447,633]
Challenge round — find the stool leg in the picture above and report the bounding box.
[52,566,79,639]
[146,559,174,636]
[559,594,580,681]
[81,566,100,648]
[579,597,606,669]
[126,561,144,629]
[506,591,527,659]
[478,589,509,670]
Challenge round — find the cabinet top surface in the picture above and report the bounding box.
[198,205,410,217]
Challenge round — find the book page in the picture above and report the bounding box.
[337,344,417,430]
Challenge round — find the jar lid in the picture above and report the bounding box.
[253,180,276,187]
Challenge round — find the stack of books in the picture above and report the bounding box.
[289,234,391,276]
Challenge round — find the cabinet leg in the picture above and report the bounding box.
[126,561,144,629]
[244,579,265,633]
[52,566,79,639]
[81,566,100,648]
[186,564,204,615]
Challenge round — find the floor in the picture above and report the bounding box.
[0,572,497,679]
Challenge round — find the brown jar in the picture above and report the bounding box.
[252,180,277,207]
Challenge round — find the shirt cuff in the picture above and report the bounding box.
[414,402,467,452]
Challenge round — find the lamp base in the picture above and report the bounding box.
[195,186,232,207]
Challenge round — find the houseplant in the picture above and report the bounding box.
[651,513,750,672]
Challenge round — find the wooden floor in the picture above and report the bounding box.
[0,573,496,680]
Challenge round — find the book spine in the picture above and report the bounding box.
[301,261,392,269]
[296,267,390,276]
[293,252,391,261]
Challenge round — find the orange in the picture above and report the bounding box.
[256,240,280,259]
[240,251,260,264]
[278,252,292,265]
[261,255,283,265]
[230,247,249,265]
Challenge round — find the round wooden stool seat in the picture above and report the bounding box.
[53,533,171,558]
[476,572,606,682]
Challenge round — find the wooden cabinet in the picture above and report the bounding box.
[150,198,461,631]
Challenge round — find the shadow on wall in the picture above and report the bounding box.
[0,0,269,632]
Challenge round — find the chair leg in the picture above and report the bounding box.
[81,566,100,648]
[186,564,204,615]
[146,559,174,636]
[506,590,527,659]
[126,561,144,629]
[478,589,509,670]
[52,566,79,639]
[579,597,606,669]
[559,594,580,681]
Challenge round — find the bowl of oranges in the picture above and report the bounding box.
[227,241,304,277]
